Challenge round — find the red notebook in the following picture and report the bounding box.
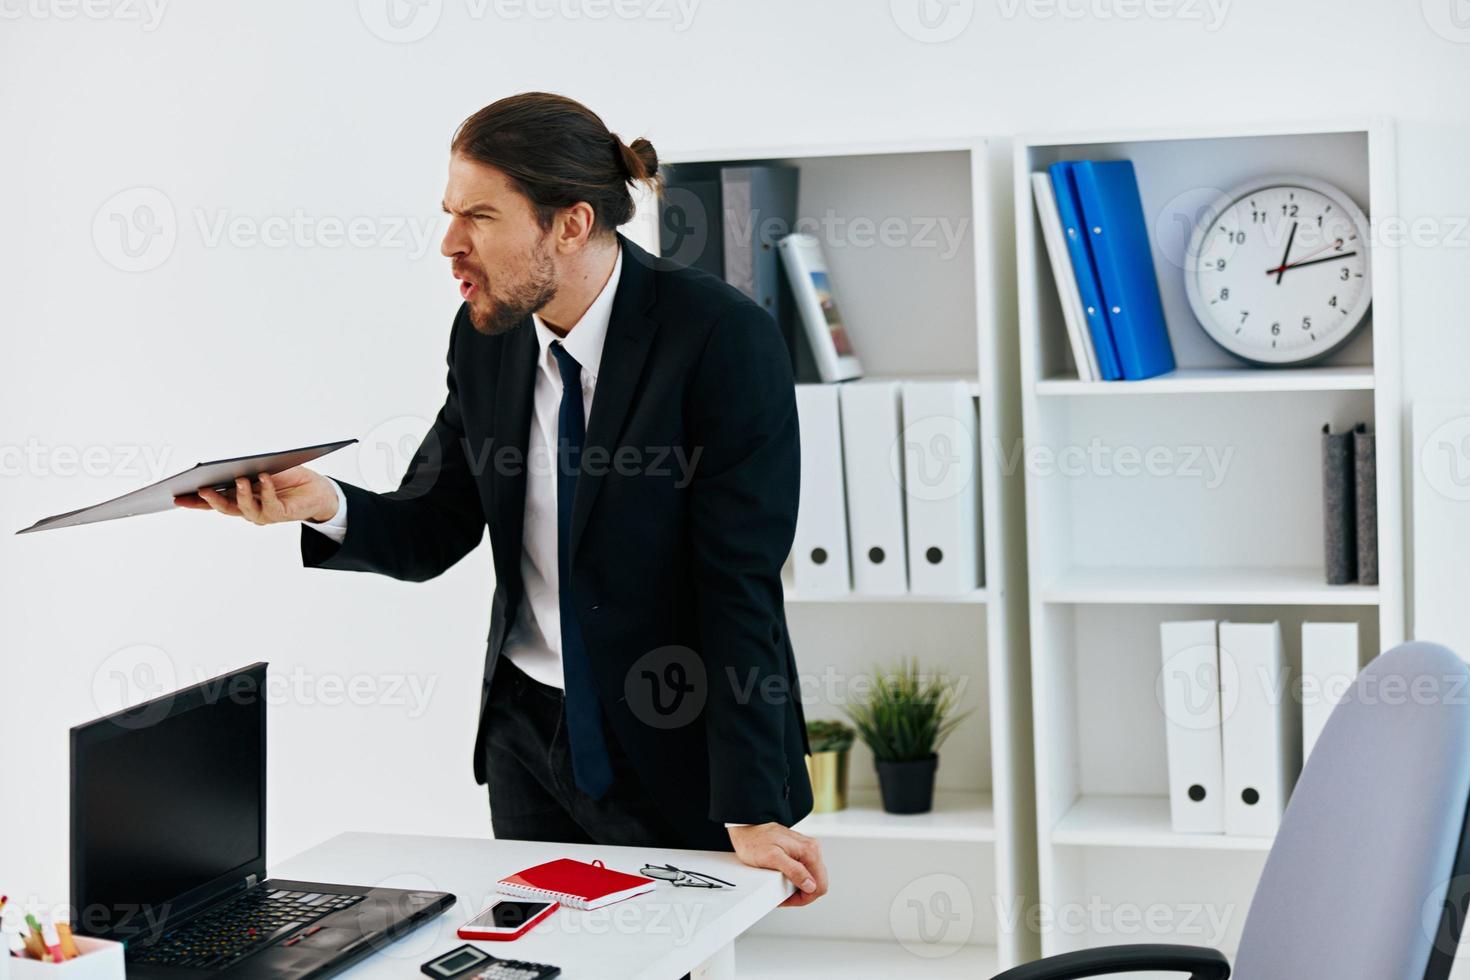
[496,858,656,910]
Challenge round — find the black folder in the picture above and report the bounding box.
[16,438,356,534]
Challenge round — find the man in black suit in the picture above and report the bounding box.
[180,92,827,904]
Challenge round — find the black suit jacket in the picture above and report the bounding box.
[302,235,812,850]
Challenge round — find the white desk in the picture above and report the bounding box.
[272,832,791,980]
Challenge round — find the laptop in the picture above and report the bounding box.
[70,662,455,979]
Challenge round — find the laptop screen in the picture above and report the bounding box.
[71,663,267,940]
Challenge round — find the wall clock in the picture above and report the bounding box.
[1184,175,1371,366]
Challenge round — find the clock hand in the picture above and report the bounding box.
[1275,221,1298,285]
[1266,236,1346,276]
[1263,251,1359,275]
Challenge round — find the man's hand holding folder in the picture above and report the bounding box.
[175,467,340,526]
[17,439,355,534]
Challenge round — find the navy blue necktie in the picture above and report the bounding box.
[549,341,614,799]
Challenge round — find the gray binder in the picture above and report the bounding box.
[1354,423,1378,585]
[720,165,814,381]
[658,163,724,278]
[17,439,356,533]
[1321,424,1356,585]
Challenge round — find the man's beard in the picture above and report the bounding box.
[467,242,558,336]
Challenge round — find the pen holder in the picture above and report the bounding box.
[6,937,124,980]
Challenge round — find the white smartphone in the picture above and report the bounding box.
[456,897,559,941]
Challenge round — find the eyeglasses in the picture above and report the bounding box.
[639,863,736,889]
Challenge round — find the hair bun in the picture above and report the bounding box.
[615,134,659,182]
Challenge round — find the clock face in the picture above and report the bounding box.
[1184,176,1372,366]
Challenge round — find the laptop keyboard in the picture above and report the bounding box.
[129,887,365,971]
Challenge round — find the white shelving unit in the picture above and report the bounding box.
[1013,120,1404,962]
[794,790,996,843]
[636,138,1036,974]
[1035,364,1375,396]
[1050,795,1274,852]
[786,588,989,606]
[1038,565,1380,606]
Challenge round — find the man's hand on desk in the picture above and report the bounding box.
[727,823,828,907]
[174,467,340,525]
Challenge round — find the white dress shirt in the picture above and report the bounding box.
[310,246,623,691]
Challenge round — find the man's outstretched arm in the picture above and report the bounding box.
[177,314,487,582]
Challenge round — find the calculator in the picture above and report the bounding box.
[467,959,561,980]
[421,943,560,980]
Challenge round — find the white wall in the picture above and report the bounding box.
[3,0,1469,911]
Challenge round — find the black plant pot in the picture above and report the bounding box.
[875,754,938,814]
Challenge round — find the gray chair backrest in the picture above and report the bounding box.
[1234,641,1470,980]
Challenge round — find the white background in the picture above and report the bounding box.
[3,0,1469,919]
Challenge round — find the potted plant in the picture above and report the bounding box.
[845,660,968,815]
[805,719,855,813]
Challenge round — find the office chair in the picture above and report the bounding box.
[994,641,1470,980]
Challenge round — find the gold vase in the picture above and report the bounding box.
[806,749,850,813]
